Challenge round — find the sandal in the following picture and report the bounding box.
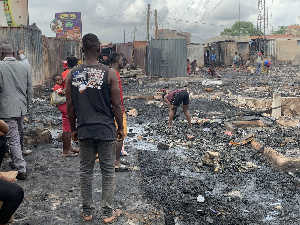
[120,150,128,156]
[115,164,130,172]
[103,209,122,223]
[81,211,92,221]
[72,148,79,153]
[120,160,130,165]
[62,152,78,157]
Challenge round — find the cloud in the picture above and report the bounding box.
[27,0,300,43]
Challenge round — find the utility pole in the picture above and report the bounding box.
[147,4,150,41]
[155,9,158,39]
[257,0,267,55]
[239,0,240,35]
[133,26,136,42]
[124,30,125,43]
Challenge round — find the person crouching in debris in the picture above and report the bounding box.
[208,61,221,78]
[208,61,216,77]
[161,89,192,128]
[261,60,271,75]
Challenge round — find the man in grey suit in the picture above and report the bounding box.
[0,44,33,180]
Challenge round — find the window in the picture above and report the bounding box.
[297,40,300,45]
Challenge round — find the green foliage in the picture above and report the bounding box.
[272,26,287,35]
[220,21,260,36]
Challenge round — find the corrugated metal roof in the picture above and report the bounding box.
[204,35,251,44]
[250,35,299,39]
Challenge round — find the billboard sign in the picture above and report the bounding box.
[51,12,82,40]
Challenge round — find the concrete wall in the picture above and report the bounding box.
[187,44,204,67]
[276,38,300,62]
[219,42,249,66]
[237,42,250,61]
[157,29,191,44]
[220,42,237,66]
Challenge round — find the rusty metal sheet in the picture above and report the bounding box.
[116,42,133,66]
[0,26,44,85]
[133,41,148,73]
[0,26,81,86]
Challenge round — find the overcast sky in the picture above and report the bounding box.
[28,0,300,43]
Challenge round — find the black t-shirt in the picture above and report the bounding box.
[70,63,116,140]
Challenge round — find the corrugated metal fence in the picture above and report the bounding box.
[0,25,81,86]
[43,37,81,84]
[133,41,148,73]
[0,25,44,85]
[147,39,187,78]
[116,42,133,66]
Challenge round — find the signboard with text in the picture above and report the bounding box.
[51,12,82,40]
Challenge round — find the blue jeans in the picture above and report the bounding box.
[79,139,116,217]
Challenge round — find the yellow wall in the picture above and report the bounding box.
[276,38,300,61]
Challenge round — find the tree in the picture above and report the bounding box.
[272,26,287,35]
[220,21,261,36]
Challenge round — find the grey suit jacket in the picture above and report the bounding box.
[0,57,33,118]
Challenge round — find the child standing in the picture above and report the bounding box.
[52,73,78,157]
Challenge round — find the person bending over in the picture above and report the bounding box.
[162,89,192,128]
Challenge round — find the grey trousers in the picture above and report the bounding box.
[2,118,26,173]
[79,139,116,217]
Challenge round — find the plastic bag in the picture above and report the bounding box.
[50,91,66,106]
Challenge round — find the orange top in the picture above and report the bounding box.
[61,69,69,81]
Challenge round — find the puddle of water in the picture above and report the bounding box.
[127,124,163,151]
[262,211,279,222]
[49,129,61,139]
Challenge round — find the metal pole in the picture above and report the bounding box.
[239,0,240,35]
[147,4,150,41]
[263,0,266,55]
[155,9,158,39]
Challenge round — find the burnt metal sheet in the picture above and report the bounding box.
[43,37,81,83]
[0,26,44,85]
[150,39,187,78]
[116,42,133,66]
[0,26,81,86]
[133,41,148,73]
[204,35,251,44]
